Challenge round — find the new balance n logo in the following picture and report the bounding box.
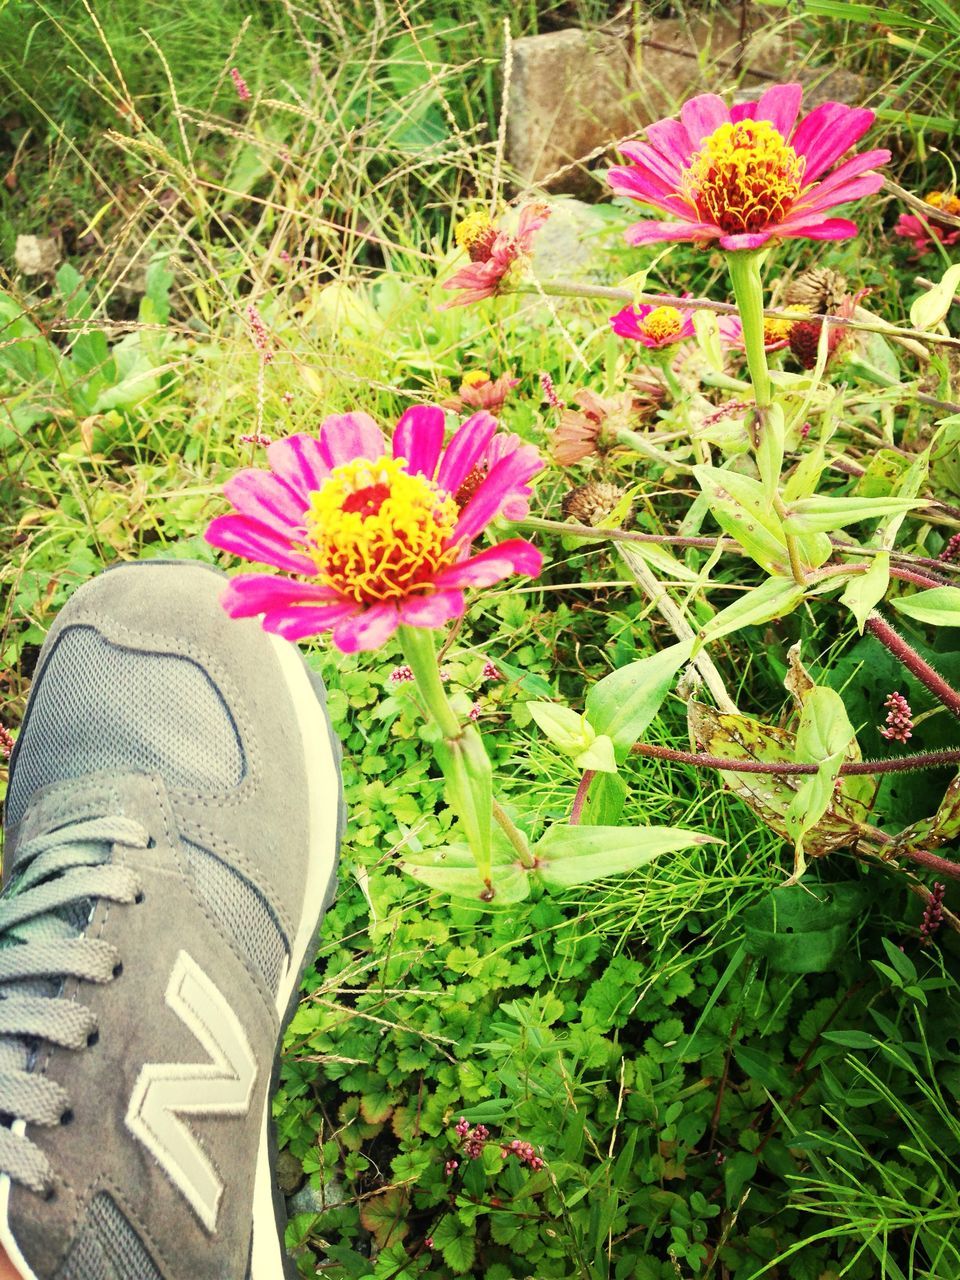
[126,949,258,1231]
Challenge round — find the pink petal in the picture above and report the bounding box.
[794,152,889,212]
[732,83,803,137]
[266,434,331,502]
[331,603,400,653]
[432,540,543,588]
[624,219,719,246]
[392,405,445,480]
[454,450,542,545]
[435,412,498,496]
[606,163,693,217]
[205,514,315,575]
[780,217,859,241]
[318,412,385,469]
[610,306,645,340]
[680,94,731,147]
[262,602,359,642]
[223,469,307,532]
[618,140,684,186]
[222,573,339,618]
[397,589,466,629]
[718,230,777,251]
[645,117,694,167]
[790,104,875,184]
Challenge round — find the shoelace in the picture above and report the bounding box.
[0,816,148,1195]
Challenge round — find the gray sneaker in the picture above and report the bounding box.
[0,561,344,1280]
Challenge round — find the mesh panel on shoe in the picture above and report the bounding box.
[7,625,245,826]
[56,1191,162,1280]
[183,840,289,991]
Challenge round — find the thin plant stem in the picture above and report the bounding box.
[492,798,535,868]
[569,770,595,825]
[866,614,960,720]
[631,741,960,775]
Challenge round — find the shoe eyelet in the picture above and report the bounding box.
[112,962,123,979]
[42,1186,56,1202]
[134,891,145,905]
[86,1030,99,1049]
[60,1109,74,1126]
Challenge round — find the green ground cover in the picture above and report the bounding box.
[2,2,960,1277]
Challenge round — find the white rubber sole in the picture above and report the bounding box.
[249,635,342,1280]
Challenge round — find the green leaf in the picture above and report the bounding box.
[402,842,531,903]
[585,640,693,759]
[694,464,832,572]
[782,494,927,534]
[526,702,594,756]
[580,771,627,824]
[430,1213,476,1274]
[696,577,805,651]
[742,883,871,972]
[890,585,960,626]
[910,262,960,329]
[574,733,617,773]
[840,553,890,632]
[534,824,717,889]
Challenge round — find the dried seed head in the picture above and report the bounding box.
[784,267,848,313]
[561,481,632,528]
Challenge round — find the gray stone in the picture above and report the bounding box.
[531,197,612,280]
[14,234,60,276]
[286,1172,349,1217]
[505,14,793,195]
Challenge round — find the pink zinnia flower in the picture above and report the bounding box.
[610,302,695,348]
[718,314,791,352]
[205,407,543,653]
[607,82,889,250]
[442,204,550,307]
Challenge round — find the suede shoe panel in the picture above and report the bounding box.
[9,844,278,1280]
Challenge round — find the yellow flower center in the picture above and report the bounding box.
[763,317,792,344]
[641,305,684,343]
[305,456,459,604]
[455,211,498,262]
[461,369,491,388]
[681,120,805,235]
[927,190,960,217]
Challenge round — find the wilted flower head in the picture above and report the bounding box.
[608,82,889,250]
[610,303,695,349]
[206,407,543,653]
[894,192,960,255]
[718,313,791,352]
[552,385,663,465]
[442,204,550,307]
[787,287,864,371]
[444,369,519,416]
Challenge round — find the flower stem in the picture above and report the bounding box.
[492,798,535,868]
[726,251,772,407]
[399,625,494,884]
[569,770,595,825]
[866,613,960,719]
[399,625,461,739]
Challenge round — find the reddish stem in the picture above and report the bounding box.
[570,770,596,825]
[631,742,960,775]
[866,614,960,719]
[896,847,960,881]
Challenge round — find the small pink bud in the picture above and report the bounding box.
[482,660,501,681]
[239,432,272,446]
[0,723,14,760]
[389,664,414,684]
[230,67,252,102]
[879,691,913,743]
